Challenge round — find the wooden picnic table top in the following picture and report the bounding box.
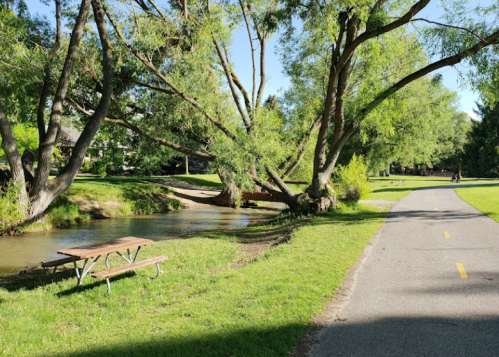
[57,236,154,260]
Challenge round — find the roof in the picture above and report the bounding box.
[58,127,81,148]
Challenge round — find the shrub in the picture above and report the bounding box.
[46,196,90,227]
[335,154,371,203]
[0,181,27,234]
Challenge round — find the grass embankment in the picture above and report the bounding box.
[455,184,499,222]
[37,177,183,231]
[0,205,385,357]
[367,175,499,201]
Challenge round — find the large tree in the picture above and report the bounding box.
[0,0,113,223]
[94,0,498,211]
[462,103,499,178]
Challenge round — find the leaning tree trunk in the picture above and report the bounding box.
[210,170,240,208]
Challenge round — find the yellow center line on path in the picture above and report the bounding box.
[438,217,441,220]
[444,231,450,238]
[435,208,438,211]
[456,263,468,278]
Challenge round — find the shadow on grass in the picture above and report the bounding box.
[0,269,132,295]
[55,272,134,297]
[53,323,305,357]
[0,269,75,292]
[48,316,499,357]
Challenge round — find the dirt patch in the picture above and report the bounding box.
[151,179,221,209]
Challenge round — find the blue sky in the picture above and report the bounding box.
[27,0,483,117]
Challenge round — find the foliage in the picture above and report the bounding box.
[0,123,38,159]
[461,103,499,178]
[337,77,470,173]
[90,159,108,177]
[0,180,26,234]
[45,196,90,227]
[335,155,371,203]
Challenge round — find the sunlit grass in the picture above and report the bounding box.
[0,205,385,357]
[367,175,499,201]
[455,184,499,222]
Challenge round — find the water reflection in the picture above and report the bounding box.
[0,206,281,272]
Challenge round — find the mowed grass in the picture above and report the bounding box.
[455,184,499,222]
[0,205,385,357]
[167,174,223,189]
[367,175,499,201]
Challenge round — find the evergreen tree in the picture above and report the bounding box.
[462,104,499,178]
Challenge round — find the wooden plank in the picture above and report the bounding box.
[41,256,79,268]
[91,256,168,279]
[242,192,272,201]
[57,237,154,259]
[241,192,283,202]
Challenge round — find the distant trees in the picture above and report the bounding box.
[336,77,470,173]
[462,103,499,178]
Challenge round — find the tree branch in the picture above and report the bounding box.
[32,0,92,197]
[65,96,216,161]
[36,0,61,145]
[239,0,257,112]
[411,18,489,43]
[51,0,114,194]
[103,5,238,142]
[212,37,252,130]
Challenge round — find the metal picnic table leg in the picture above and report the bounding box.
[105,253,111,268]
[76,256,101,286]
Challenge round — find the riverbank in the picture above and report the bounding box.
[23,176,204,233]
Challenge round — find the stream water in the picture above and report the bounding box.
[0,206,282,273]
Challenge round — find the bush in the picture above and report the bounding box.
[46,196,90,227]
[0,181,27,234]
[335,154,371,203]
[90,160,107,177]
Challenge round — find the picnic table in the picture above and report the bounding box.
[43,236,168,293]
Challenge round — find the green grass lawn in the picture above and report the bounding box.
[0,205,386,357]
[166,174,223,189]
[367,175,499,201]
[455,184,499,223]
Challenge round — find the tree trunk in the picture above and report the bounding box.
[211,171,240,208]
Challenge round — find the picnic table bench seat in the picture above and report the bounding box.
[41,257,82,282]
[91,255,168,293]
[41,256,80,268]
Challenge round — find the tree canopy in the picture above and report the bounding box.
[1,0,499,220]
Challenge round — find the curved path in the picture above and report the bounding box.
[310,186,499,357]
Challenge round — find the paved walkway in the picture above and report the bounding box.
[310,186,499,357]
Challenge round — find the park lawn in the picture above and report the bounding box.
[367,176,499,201]
[455,184,499,223]
[166,174,223,189]
[0,204,386,357]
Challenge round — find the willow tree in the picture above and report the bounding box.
[67,0,499,212]
[0,0,113,222]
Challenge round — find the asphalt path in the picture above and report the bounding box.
[309,186,499,357]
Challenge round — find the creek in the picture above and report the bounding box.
[0,206,281,273]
